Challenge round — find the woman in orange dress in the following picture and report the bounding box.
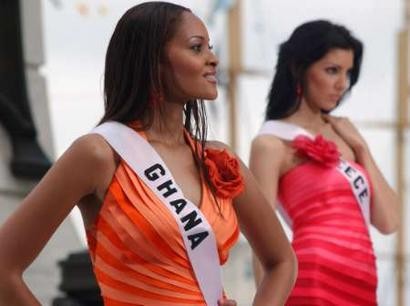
[0,2,296,305]
[250,20,399,305]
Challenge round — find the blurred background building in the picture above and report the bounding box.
[0,0,408,305]
[0,0,82,305]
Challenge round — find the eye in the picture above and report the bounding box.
[208,44,214,51]
[191,44,202,53]
[325,66,339,74]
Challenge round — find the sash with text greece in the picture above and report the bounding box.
[336,160,371,226]
[259,120,371,227]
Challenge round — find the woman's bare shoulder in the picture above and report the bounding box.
[66,133,117,165]
[251,134,288,153]
[54,134,118,191]
[49,133,119,203]
[249,134,292,177]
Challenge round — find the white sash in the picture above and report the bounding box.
[258,120,371,227]
[91,121,222,306]
[336,160,371,226]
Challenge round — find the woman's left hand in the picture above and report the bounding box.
[323,114,368,154]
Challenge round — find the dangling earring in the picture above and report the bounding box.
[296,83,302,98]
[149,90,163,107]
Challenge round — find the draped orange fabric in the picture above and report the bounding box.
[86,133,240,305]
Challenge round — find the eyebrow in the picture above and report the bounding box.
[323,62,352,68]
[323,61,341,66]
[186,35,207,42]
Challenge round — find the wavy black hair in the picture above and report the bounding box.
[265,20,363,120]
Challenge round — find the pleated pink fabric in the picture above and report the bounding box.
[280,142,377,305]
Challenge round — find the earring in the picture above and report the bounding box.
[296,83,302,98]
[149,90,163,106]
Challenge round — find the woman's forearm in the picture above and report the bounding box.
[252,253,264,287]
[252,256,297,306]
[0,272,41,306]
[355,145,399,234]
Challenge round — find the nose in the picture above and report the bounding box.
[336,73,350,92]
[207,49,219,67]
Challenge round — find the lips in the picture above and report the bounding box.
[329,94,341,101]
[204,71,217,83]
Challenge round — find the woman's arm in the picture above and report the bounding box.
[234,162,296,306]
[229,137,297,305]
[248,135,288,288]
[0,135,114,305]
[324,115,399,234]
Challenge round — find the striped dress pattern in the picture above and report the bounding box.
[86,135,241,305]
[280,136,377,305]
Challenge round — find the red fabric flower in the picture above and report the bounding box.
[292,135,340,167]
[204,148,245,199]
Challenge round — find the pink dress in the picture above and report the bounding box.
[260,121,377,306]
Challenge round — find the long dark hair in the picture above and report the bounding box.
[100,2,219,203]
[265,20,363,120]
[101,1,190,126]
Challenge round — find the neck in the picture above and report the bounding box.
[146,102,186,146]
[286,99,327,133]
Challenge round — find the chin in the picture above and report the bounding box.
[322,102,338,112]
[200,91,218,100]
[208,92,218,100]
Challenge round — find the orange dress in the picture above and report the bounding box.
[86,133,243,305]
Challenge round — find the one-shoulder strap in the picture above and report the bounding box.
[258,120,314,141]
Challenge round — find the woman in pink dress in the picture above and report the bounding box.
[250,20,399,305]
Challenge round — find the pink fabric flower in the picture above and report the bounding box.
[292,135,340,167]
[204,148,245,199]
